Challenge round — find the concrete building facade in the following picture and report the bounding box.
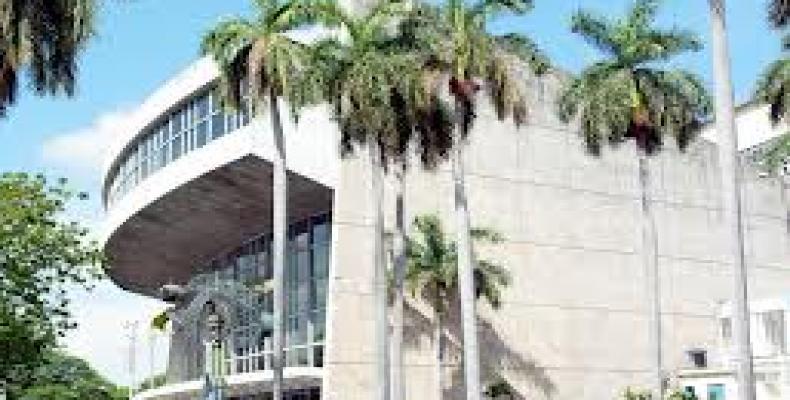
[102,55,790,400]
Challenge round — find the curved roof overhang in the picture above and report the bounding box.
[101,107,340,297]
[104,154,333,297]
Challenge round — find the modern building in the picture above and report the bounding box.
[102,55,790,399]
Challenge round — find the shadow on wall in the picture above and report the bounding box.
[402,300,556,399]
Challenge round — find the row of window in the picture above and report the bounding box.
[106,84,253,207]
[720,310,787,357]
[187,214,331,377]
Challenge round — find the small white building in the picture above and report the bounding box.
[679,298,790,400]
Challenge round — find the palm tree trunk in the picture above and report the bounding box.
[708,2,756,399]
[452,98,482,400]
[371,141,391,400]
[781,176,789,234]
[637,151,662,399]
[391,167,406,400]
[434,310,443,400]
[271,91,287,400]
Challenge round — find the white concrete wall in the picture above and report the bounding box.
[322,71,790,400]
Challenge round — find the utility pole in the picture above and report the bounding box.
[708,1,756,400]
[124,320,140,400]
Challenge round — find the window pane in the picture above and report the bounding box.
[171,133,182,160]
[196,94,209,119]
[211,112,226,138]
[196,122,208,148]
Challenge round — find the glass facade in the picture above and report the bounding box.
[185,213,330,377]
[105,83,253,207]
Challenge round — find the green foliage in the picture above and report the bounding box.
[557,0,711,156]
[200,0,321,119]
[138,373,167,392]
[403,214,510,315]
[9,351,124,400]
[755,56,790,126]
[763,133,790,176]
[151,308,171,331]
[483,375,516,398]
[0,173,103,391]
[620,387,651,400]
[769,0,790,28]
[304,0,439,166]
[401,0,549,134]
[0,0,96,117]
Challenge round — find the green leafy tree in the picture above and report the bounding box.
[201,2,321,399]
[13,351,125,400]
[0,0,95,116]
[0,173,103,394]
[556,1,711,398]
[400,2,548,397]
[404,215,510,400]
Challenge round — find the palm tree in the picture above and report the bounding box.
[201,2,320,399]
[404,215,510,400]
[401,3,548,398]
[556,1,711,397]
[305,2,430,399]
[0,0,95,116]
[708,2,756,400]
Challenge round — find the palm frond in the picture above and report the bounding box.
[627,0,660,28]
[755,58,790,125]
[201,18,256,108]
[570,10,618,57]
[759,133,790,175]
[494,33,550,75]
[474,259,511,309]
[0,0,95,116]
[769,0,790,28]
[471,0,533,20]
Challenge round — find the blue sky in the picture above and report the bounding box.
[0,0,783,385]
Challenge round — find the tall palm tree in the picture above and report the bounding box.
[556,1,711,397]
[306,2,430,399]
[0,0,95,117]
[401,3,548,398]
[708,1,756,400]
[404,215,510,400]
[201,2,320,399]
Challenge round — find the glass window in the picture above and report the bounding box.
[312,245,329,280]
[211,112,226,138]
[763,310,786,355]
[196,94,209,119]
[196,121,208,148]
[139,140,149,179]
[171,132,182,160]
[159,125,169,167]
[312,217,330,245]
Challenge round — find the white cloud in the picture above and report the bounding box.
[41,109,136,175]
